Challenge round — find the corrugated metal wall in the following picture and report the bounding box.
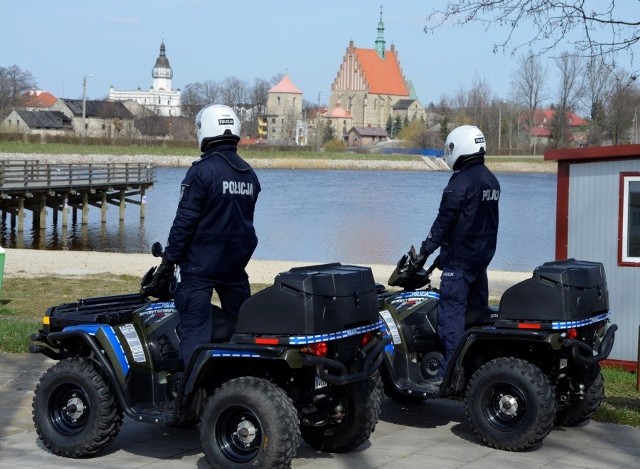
[568,160,640,361]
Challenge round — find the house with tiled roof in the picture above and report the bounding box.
[328,10,425,132]
[18,90,58,110]
[526,109,588,148]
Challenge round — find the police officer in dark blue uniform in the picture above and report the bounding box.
[152,104,261,367]
[415,125,500,391]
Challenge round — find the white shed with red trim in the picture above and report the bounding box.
[545,145,640,365]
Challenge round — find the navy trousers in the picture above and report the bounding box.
[174,272,250,367]
[437,267,489,376]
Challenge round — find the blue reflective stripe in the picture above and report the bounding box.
[63,324,130,376]
[287,320,385,345]
[395,291,440,300]
[209,350,262,358]
[551,311,611,330]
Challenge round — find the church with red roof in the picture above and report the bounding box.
[328,9,425,135]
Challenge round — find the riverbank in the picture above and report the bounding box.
[2,248,530,299]
[0,152,557,173]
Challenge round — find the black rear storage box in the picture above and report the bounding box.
[499,259,609,321]
[236,263,379,335]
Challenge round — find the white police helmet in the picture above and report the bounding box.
[196,104,241,151]
[444,125,486,170]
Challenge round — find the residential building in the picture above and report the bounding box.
[108,41,181,117]
[50,99,136,138]
[17,90,58,110]
[0,109,72,137]
[346,126,387,147]
[527,109,587,148]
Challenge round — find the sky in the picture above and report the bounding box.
[2,0,638,109]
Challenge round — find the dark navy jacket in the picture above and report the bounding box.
[421,158,500,270]
[164,144,261,277]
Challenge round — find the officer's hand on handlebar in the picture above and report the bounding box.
[142,257,175,296]
[412,248,428,270]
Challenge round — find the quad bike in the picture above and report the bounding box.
[377,247,617,451]
[29,244,390,468]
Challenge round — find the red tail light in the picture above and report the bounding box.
[360,332,373,347]
[567,328,578,340]
[306,342,328,357]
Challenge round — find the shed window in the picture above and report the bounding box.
[619,173,640,266]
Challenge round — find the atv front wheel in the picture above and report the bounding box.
[465,357,556,451]
[301,372,382,452]
[200,376,299,468]
[32,357,123,457]
[556,366,604,427]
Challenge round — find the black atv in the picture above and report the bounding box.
[377,247,617,451]
[29,249,389,468]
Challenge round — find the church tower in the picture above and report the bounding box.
[152,41,173,91]
[375,6,385,59]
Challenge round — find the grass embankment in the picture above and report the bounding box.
[1,274,637,427]
[0,140,420,162]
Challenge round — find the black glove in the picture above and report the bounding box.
[142,257,175,297]
[413,248,428,269]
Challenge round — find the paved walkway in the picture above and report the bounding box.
[1,352,639,468]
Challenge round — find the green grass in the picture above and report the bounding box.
[0,140,419,161]
[1,274,635,427]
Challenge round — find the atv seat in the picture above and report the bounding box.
[465,305,499,328]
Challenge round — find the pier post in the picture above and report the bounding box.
[101,193,107,223]
[140,190,146,220]
[82,193,89,225]
[38,195,46,228]
[62,196,68,227]
[17,198,24,232]
[119,190,125,221]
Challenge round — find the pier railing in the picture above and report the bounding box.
[0,160,155,193]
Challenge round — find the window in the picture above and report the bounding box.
[619,173,640,266]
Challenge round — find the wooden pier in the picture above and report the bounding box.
[0,160,155,232]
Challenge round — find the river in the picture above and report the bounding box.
[0,168,556,272]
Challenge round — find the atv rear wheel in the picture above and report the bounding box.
[200,376,299,468]
[32,357,123,457]
[556,366,604,427]
[301,372,382,452]
[465,357,556,451]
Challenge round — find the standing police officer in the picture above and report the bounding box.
[152,104,261,367]
[415,125,500,391]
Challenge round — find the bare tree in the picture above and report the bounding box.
[510,52,547,130]
[585,59,612,145]
[467,74,493,131]
[219,76,248,107]
[250,78,271,117]
[606,71,640,144]
[201,80,221,104]
[0,65,37,118]
[425,1,640,69]
[181,82,206,120]
[550,52,586,148]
